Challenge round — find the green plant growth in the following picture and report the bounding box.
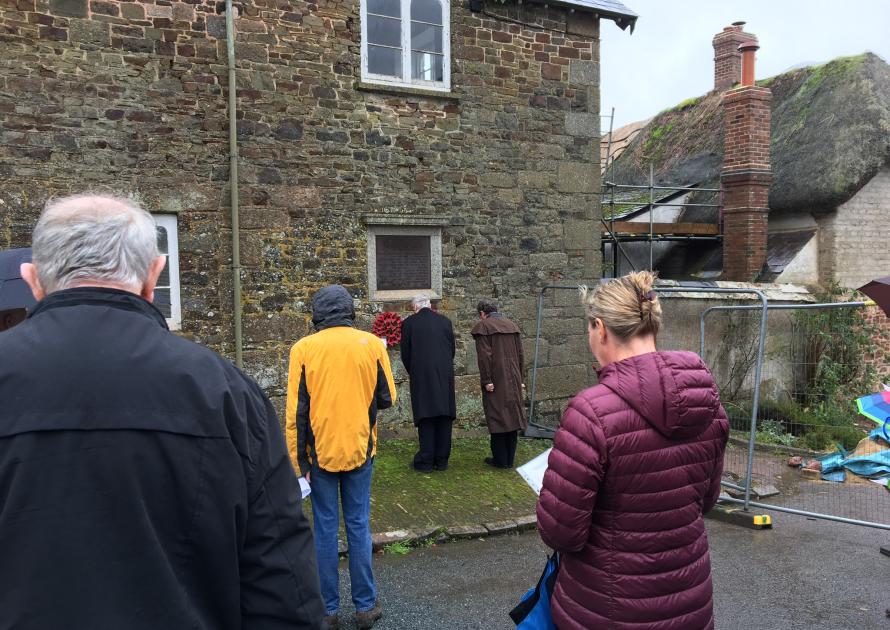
[383,541,412,555]
[641,120,676,162]
[724,286,875,451]
[755,419,796,447]
[792,285,877,410]
[671,95,703,111]
[728,397,865,451]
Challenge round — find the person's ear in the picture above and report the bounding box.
[20,263,45,301]
[141,256,167,302]
[595,318,607,344]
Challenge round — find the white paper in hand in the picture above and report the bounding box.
[516,447,552,495]
[298,476,312,500]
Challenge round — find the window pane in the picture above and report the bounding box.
[376,235,431,290]
[368,45,402,77]
[411,52,444,81]
[368,0,400,18]
[155,288,172,318]
[156,225,168,255]
[411,22,442,53]
[411,0,441,24]
[368,15,401,47]
[157,256,170,287]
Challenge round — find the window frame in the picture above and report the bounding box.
[367,224,443,302]
[152,213,182,331]
[360,0,451,92]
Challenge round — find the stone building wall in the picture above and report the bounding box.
[0,0,603,425]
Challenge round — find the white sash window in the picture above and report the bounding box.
[361,0,451,91]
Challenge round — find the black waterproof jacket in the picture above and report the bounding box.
[400,308,456,423]
[0,287,323,630]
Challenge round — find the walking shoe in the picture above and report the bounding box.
[355,602,383,629]
[433,463,448,471]
[321,614,339,630]
[484,457,508,469]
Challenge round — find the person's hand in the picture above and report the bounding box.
[305,472,311,483]
[485,383,495,393]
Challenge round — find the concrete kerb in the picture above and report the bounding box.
[343,505,773,557]
[337,514,539,557]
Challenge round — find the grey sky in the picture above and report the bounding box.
[600,0,890,129]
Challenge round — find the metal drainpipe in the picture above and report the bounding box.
[225,0,243,368]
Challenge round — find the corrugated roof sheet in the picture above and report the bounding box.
[531,0,638,31]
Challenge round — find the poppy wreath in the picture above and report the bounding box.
[372,311,402,347]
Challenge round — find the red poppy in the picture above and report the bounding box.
[372,311,402,347]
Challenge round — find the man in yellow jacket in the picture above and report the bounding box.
[286,285,396,630]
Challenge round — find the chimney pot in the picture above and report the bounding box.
[739,40,759,86]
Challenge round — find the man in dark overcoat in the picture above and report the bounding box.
[0,194,324,628]
[400,294,456,472]
[471,299,527,468]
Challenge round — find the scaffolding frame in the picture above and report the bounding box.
[599,110,723,277]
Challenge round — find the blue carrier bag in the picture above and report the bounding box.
[509,552,559,629]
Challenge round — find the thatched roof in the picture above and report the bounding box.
[600,118,650,173]
[607,53,890,215]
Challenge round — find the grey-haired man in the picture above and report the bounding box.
[400,294,456,472]
[0,194,323,629]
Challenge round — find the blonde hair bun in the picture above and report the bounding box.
[580,271,662,341]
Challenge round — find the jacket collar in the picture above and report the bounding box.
[28,287,169,330]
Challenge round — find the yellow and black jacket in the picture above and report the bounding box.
[285,286,396,474]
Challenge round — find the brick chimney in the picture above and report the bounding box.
[712,22,757,91]
[721,37,772,281]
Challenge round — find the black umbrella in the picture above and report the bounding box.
[0,248,36,311]
[858,276,890,318]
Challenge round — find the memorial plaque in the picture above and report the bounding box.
[375,235,431,290]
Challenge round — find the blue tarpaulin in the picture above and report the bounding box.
[818,446,890,479]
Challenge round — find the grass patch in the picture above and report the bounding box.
[300,437,550,534]
[369,436,550,532]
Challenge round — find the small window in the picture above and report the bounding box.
[152,214,182,330]
[361,0,450,91]
[367,224,442,301]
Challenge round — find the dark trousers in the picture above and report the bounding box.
[413,416,453,471]
[490,430,519,468]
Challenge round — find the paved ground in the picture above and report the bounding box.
[328,513,890,629]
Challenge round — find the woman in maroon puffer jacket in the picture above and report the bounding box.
[536,272,729,630]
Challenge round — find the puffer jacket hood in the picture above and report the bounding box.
[598,350,720,439]
[312,285,355,330]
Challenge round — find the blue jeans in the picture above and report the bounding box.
[310,458,376,616]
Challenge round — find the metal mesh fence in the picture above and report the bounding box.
[527,286,889,529]
[703,303,890,529]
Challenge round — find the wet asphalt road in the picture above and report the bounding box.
[331,514,890,629]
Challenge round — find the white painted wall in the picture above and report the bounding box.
[776,234,819,285]
[819,166,890,289]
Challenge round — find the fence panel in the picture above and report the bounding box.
[528,285,768,511]
[709,302,890,529]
